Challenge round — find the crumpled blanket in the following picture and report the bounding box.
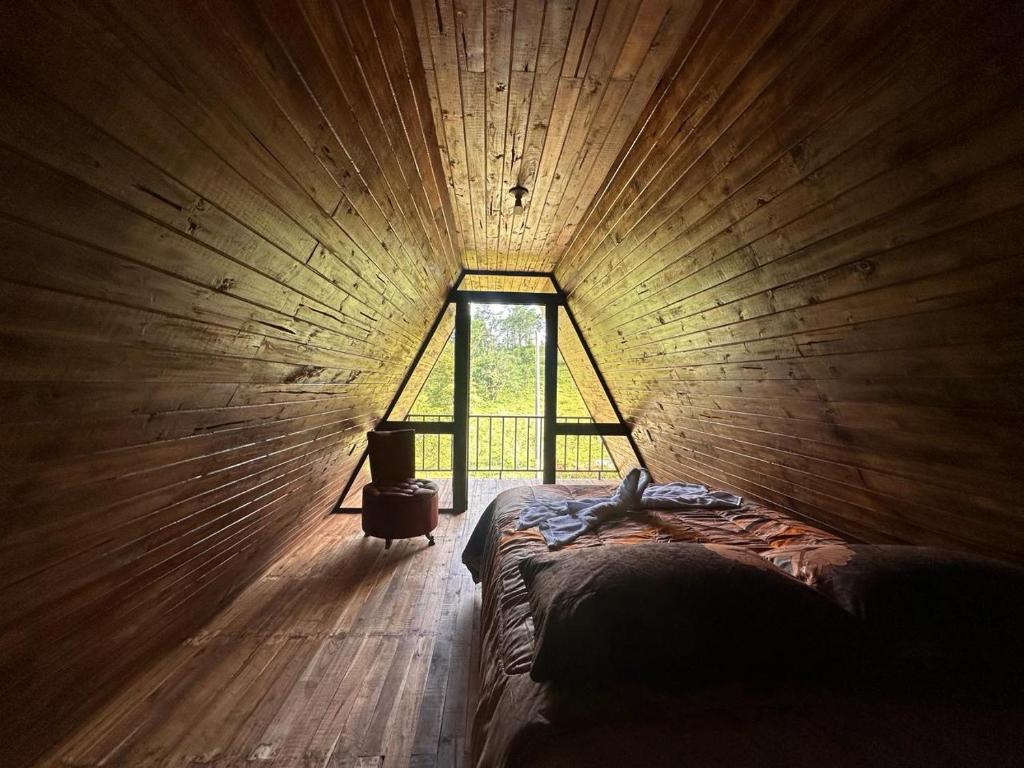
[516,468,744,548]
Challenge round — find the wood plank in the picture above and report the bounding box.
[35,479,546,768]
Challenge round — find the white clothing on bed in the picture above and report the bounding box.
[516,468,743,549]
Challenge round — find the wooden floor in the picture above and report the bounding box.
[39,478,605,768]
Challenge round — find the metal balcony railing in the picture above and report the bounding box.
[405,414,618,479]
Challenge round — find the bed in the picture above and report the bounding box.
[462,483,1024,768]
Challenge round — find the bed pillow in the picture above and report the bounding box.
[764,544,1024,675]
[518,542,860,687]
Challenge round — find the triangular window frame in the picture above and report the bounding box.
[335,270,646,513]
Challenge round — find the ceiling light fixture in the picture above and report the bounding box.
[509,183,528,215]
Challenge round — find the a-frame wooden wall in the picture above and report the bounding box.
[556,0,1024,561]
[0,2,457,764]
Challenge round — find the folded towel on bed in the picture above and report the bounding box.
[517,468,744,549]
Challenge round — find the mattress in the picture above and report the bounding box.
[463,483,1024,767]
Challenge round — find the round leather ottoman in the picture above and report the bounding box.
[361,478,439,548]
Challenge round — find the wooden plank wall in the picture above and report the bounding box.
[0,1,458,765]
[556,0,1024,561]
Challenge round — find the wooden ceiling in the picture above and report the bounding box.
[412,0,703,273]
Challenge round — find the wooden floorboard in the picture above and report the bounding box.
[36,478,604,768]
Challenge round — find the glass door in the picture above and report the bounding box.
[466,302,546,481]
[451,294,558,512]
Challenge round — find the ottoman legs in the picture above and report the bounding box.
[373,535,433,548]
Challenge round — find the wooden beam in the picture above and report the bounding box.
[543,302,558,483]
[378,420,456,434]
[461,268,556,279]
[452,298,471,512]
[453,289,560,305]
[553,422,631,436]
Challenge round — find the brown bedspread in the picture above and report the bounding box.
[463,484,1024,767]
